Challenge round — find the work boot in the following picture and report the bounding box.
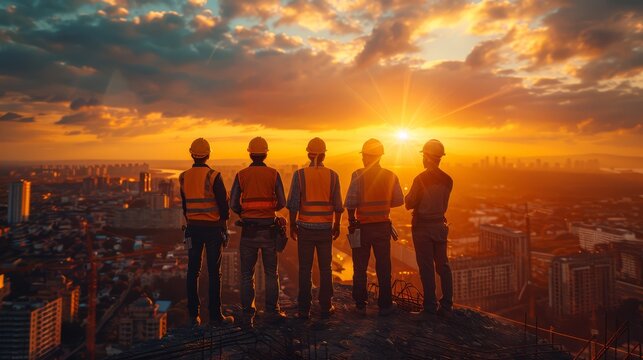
[190,316,202,328]
[237,312,254,329]
[320,305,336,319]
[354,305,367,316]
[436,306,453,319]
[296,309,310,320]
[210,315,235,327]
[264,310,287,324]
[410,310,435,322]
[378,302,397,317]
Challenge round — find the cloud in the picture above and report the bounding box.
[0,112,35,123]
[0,0,641,142]
[70,97,101,110]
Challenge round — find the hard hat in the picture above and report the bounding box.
[306,137,327,154]
[361,138,384,156]
[189,138,210,158]
[421,139,446,157]
[247,137,269,154]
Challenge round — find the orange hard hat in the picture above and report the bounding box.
[306,137,327,154]
[421,139,446,157]
[247,137,269,154]
[189,138,210,158]
[361,138,384,156]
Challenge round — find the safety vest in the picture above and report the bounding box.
[297,167,337,223]
[238,166,278,219]
[356,167,396,224]
[179,167,220,222]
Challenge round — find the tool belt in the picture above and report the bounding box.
[235,218,288,252]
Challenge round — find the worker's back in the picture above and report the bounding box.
[238,165,278,219]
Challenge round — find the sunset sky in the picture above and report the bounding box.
[0,0,641,162]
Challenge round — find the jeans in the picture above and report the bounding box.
[412,222,453,311]
[352,222,392,309]
[240,228,280,314]
[297,227,333,313]
[186,226,224,320]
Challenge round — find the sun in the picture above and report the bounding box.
[396,129,410,141]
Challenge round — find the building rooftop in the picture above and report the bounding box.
[480,224,525,236]
[109,284,571,360]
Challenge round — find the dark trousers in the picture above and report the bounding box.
[297,227,333,312]
[352,222,392,309]
[240,229,280,314]
[412,222,453,311]
[186,226,224,320]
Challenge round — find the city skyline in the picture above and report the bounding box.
[1,0,642,161]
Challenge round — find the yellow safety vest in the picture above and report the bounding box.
[356,167,396,224]
[238,166,278,219]
[179,167,220,222]
[297,167,336,223]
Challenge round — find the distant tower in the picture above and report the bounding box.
[139,172,151,194]
[8,180,31,224]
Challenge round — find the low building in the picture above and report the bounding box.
[572,224,637,251]
[0,297,63,360]
[118,296,167,348]
[110,208,182,229]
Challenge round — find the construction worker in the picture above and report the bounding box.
[179,138,234,327]
[287,138,343,320]
[345,139,404,316]
[405,139,453,318]
[230,137,287,326]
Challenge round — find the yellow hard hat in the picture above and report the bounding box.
[247,137,269,154]
[361,138,384,156]
[306,137,327,154]
[189,138,210,158]
[421,139,445,157]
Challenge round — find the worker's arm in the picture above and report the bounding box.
[331,171,343,240]
[274,172,287,211]
[179,172,187,221]
[229,174,242,215]
[390,175,404,208]
[404,176,422,210]
[286,171,300,241]
[212,173,229,224]
[344,170,360,232]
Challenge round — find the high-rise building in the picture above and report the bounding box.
[549,253,614,316]
[8,180,31,224]
[141,192,169,210]
[451,255,518,310]
[221,250,240,289]
[34,275,80,323]
[572,224,637,251]
[0,274,10,304]
[479,224,529,289]
[158,180,175,206]
[0,297,63,360]
[139,172,152,194]
[608,241,643,301]
[118,296,167,348]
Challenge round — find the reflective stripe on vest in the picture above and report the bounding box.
[238,166,278,219]
[356,167,395,224]
[298,167,335,223]
[179,167,220,222]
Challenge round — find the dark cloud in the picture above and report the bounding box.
[70,97,101,110]
[0,112,35,122]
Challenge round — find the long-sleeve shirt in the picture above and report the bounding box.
[230,161,286,225]
[286,162,344,229]
[180,163,230,227]
[344,164,404,210]
[404,167,453,223]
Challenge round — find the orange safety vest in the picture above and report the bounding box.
[356,167,396,224]
[297,167,337,223]
[238,166,278,219]
[179,167,220,222]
